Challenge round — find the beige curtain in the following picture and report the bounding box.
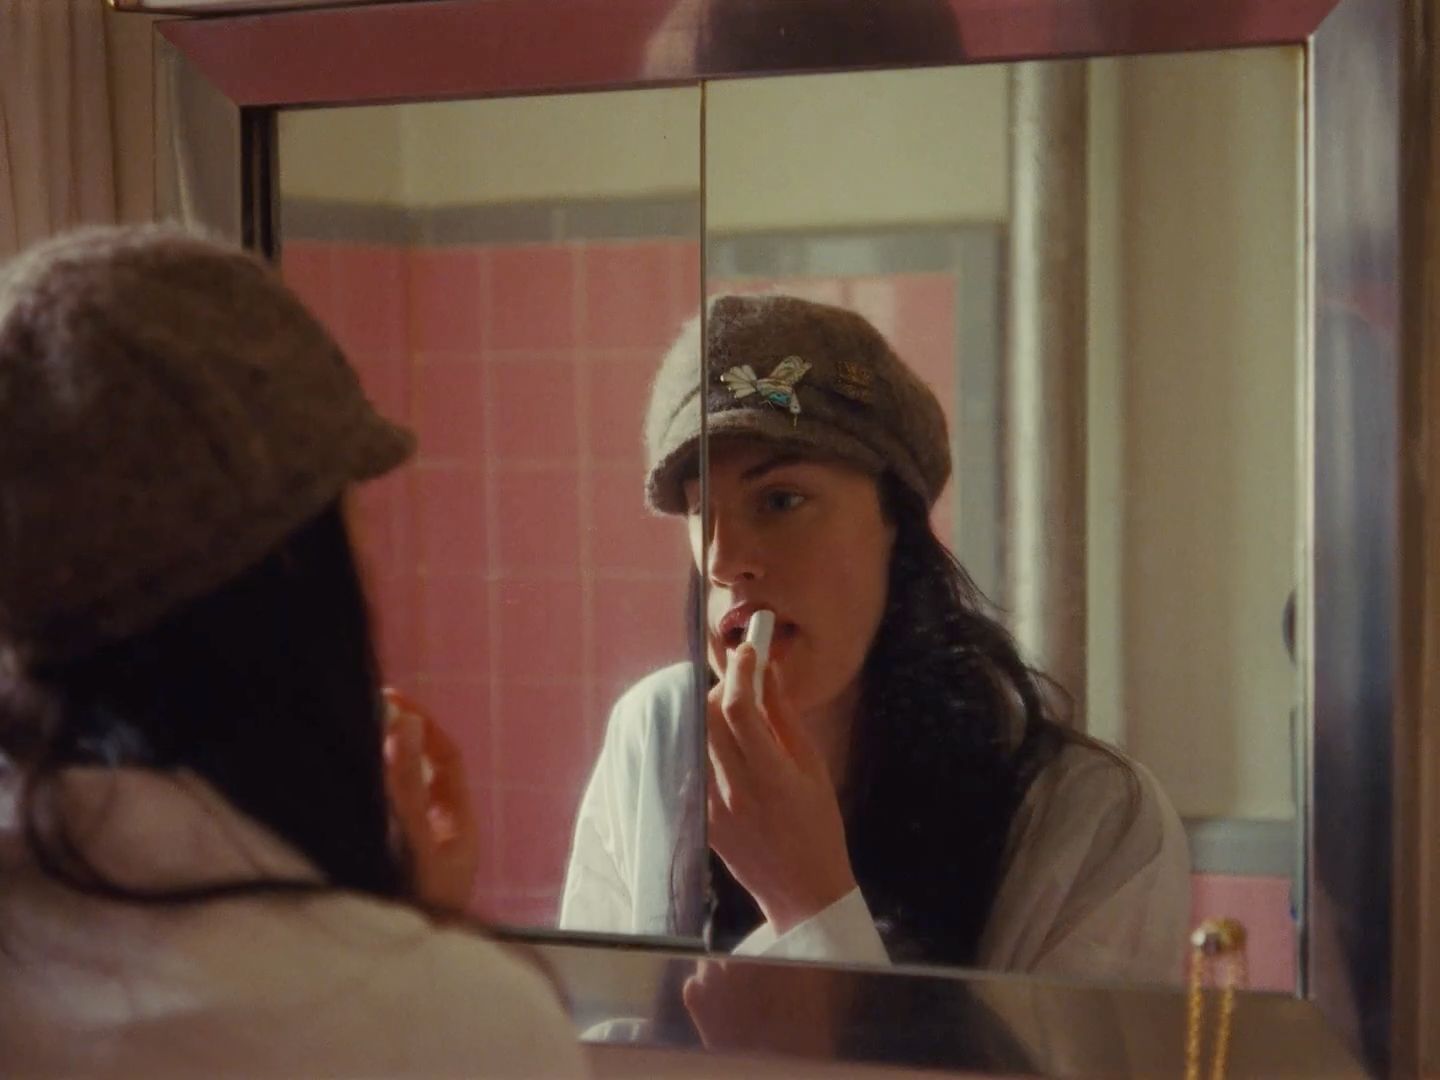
[0,0,155,259]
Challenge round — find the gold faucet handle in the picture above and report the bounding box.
[1190,917,1248,958]
[1186,917,1250,1080]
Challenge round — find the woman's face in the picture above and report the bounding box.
[683,440,896,719]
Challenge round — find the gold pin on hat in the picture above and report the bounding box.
[833,358,874,404]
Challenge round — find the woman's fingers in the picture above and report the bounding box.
[382,695,428,827]
[759,663,823,775]
[720,644,784,768]
[683,959,733,1047]
[704,757,733,852]
[382,688,481,912]
[706,683,746,806]
[706,733,737,807]
[414,698,471,824]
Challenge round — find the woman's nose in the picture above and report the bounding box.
[706,511,764,585]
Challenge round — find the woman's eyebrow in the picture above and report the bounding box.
[739,454,807,482]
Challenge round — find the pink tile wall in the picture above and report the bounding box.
[283,237,694,925]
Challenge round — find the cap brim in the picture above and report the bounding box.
[350,417,416,483]
[646,405,885,514]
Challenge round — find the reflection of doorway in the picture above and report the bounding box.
[707,226,1007,602]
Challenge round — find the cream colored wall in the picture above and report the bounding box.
[705,66,1008,230]
[278,69,1007,228]
[1113,48,1303,821]
[279,89,698,206]
[397,90,700,206]
[279,105,405,205]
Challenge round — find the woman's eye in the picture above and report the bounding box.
[760,490,806,513]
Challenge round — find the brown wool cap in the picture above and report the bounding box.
[644,293,951,514]
[0,224,414,663]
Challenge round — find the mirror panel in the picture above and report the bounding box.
[147,0,1408,1069]
[275,88,706,937]
[701,49,1304,984]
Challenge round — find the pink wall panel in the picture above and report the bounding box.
[586,349,662,465]
[489,356,580,459]
[590,464,689,573]
[369,572,421,692]
[415,466,487,574]
[419,574,491,674]
[494,680,593,790]
[494,578,587,674]
[592,577,692,693]
[414,356,487,462]
[408,247,486,354]
[1190,873,1296,992]
[584,241,688,349]
[331,244,408,358]
[279,241,337,323]
[488,245,578,350]
[492,466,583,576]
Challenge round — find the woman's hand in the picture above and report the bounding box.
[682,956,844,1055]
[706,644,857,935]
[382,688,480,914]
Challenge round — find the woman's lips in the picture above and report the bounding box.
[716,607,799,653]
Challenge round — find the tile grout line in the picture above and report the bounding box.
[478,248,504,896]
[574,242,600,792]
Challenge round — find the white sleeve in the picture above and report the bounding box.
[557,732,634,934]
[732,887,891,967]
[557,664,702,939]
[979,748,1193,984]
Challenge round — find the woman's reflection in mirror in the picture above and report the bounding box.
[560,294,1191,982]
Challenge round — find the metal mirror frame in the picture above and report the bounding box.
[138,0,1405,1071]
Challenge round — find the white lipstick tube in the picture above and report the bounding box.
[745,609,775,707]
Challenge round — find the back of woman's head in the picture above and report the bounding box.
[2,503,408,900]
[0,224,416,900]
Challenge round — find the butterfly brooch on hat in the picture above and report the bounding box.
[720,355,812,425]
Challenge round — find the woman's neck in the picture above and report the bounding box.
[798,681,861,791]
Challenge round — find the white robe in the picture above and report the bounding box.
[0,766,586,1078]
[560,663,1191,984]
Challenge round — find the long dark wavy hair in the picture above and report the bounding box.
[702,472,1101,966]
[0,503,411,905]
